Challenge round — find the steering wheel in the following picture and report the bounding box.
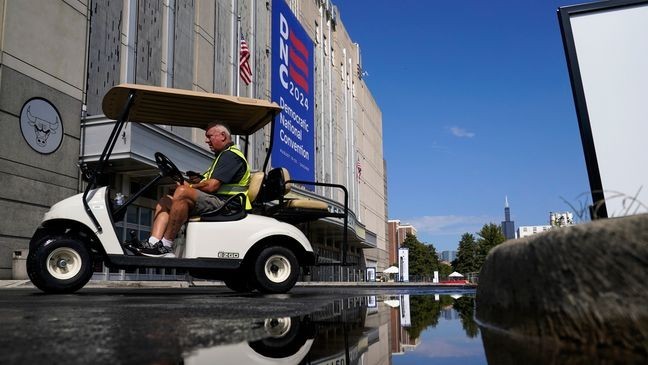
[154,152,183,183]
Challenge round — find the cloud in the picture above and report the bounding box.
[404,215,494,235]
[414,339,485,358]
[449,126,475,138]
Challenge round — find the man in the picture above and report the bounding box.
[138,122,250,257]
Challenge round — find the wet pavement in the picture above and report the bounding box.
[2,285,641,364]
[0,286,473,364]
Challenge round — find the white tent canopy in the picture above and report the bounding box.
[383,299,400,308]
[448,271,464,278]
[383,266,399,274]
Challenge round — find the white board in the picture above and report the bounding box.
[560,1,648,218]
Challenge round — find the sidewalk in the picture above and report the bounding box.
[0,279,477,289]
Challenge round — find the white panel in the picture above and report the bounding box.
[571,4,648,216]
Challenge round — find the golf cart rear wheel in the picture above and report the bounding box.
[27,236,93,294]
[224,275,255,293]
[253,246,299,294]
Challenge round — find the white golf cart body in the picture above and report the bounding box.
[42,186,313,258]
[27,84,350,294]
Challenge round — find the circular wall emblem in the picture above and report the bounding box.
[19,98,64,154]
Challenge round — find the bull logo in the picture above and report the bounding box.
[19,98,64,154]
[26,106,60,147]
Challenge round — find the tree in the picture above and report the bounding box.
[476,223,505,268]
[438,261,453,278]
[401,233,440,280]
[453,296,480,338]
[454,233,478,274]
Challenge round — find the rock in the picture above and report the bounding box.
[475,213,648,358]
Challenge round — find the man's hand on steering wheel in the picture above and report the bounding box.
[185,170,204,184]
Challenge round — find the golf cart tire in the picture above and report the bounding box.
[27,236,94,294]
[249,317,307,358]
[224,275,255,293]
[253,246,299,294]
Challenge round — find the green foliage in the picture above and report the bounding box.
[453,296,480,338]
[476,223,505,267]
[401,233,441,279]
[454,233,479,274]
[405,295,462,340]
[405,295,442,339]
[438,261,453,278]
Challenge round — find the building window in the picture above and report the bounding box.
[117,205,153,242]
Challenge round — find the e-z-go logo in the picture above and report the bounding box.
[277,13,310,110]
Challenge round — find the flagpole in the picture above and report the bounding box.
[236,14,241,98]
[235,1,241,147]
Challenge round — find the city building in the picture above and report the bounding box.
[501,196,515,240]
[387,220,417,265]
[0,0,388,280]
[517,211,575,239]
[516,225,552,238]
[550,212,574,227]
[440,250,457,263]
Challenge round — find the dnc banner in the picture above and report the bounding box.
[271,0,315,188]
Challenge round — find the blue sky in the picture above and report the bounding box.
[335,1,592,252]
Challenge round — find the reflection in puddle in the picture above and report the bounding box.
[183,293,484,365]
[6,290,640,364]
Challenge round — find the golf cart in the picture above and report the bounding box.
[27,84,349,294]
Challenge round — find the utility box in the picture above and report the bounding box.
[12,250,29,280]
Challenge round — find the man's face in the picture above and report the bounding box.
[205,126,228,152]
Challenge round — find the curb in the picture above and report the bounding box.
[1,279,476,289]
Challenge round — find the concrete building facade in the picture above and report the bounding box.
[0,0,89,278]
[517,225,552,239]
[386,220,416,265]
[517,212,575,239]
[0,0,388,280]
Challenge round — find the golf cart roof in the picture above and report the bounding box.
[102,84,281,135]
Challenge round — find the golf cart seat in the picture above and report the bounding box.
[260,168,334,223]
[192,171,265,222]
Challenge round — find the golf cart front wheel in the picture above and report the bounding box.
[253,246,299,294]
[27,236,93,294]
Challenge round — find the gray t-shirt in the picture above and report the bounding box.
[208,149,247,187]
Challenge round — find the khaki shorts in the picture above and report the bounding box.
[190,190,226,215]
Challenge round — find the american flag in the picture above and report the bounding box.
[239,38,252,85]
[356,159,362,180]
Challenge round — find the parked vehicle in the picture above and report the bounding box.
[27,84,349,294]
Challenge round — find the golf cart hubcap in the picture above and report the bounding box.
[264,255,291,283]
[46,247,82,280]
[264,317,291,337]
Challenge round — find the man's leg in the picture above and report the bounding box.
[139,185,197,257]
[150,196,173,240]
[163,185,197,240]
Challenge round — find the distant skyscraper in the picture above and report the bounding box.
[441,250,457,263]
[501,196,516,240]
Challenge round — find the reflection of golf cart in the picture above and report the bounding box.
[185,316,316,365]
[26,84,349,294]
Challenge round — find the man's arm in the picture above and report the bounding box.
[189,178,221,193]
[188,151,244,193]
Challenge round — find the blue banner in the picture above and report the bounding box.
[271,0,315,189]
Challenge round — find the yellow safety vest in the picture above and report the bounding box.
[203,145,251,210]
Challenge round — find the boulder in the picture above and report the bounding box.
[476,213,648,358]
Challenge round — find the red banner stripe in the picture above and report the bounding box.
[289,31,309,61]
[289,48,309,77]
[289,64,309,93]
